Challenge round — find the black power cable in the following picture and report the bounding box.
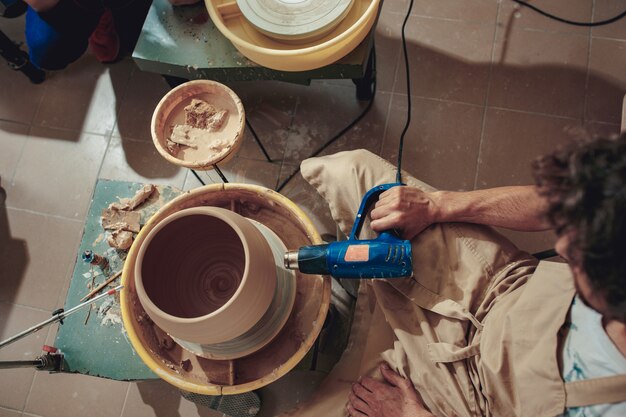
[511,0,626,27]
[396,0,414,184]
[275,51,378,193]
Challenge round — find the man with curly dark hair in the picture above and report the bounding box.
[288,134,625,417]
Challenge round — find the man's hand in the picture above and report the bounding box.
[370,186,440,240]
[347,363,434,417]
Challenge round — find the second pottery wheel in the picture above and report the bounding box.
[236,0,354,42]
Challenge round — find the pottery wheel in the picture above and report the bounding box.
[236,0,354,41]
[121,184,331,394]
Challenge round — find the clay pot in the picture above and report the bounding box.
[134,207,278,346]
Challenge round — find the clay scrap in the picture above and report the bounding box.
[109,184,156,211]
[103,185,156,250]
[167,98,229,157]
[101,208,141,233]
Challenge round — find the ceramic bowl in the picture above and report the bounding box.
[151,80,245,169]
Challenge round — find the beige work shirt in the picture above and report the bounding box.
[281,149,626,417]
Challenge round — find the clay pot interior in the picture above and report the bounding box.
[151,80,245,169]
[141,214,245,319]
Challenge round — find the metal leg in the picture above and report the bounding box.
[0,29,45,84]
[246,119,272,163]
[191,169,206,186]
[213,165,229,183]
[352,44,376,101]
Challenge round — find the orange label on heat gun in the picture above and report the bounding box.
[344,245,370,262]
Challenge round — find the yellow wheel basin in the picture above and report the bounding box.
[205,0,380,72]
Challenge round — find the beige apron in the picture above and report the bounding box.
[280,149,626,417]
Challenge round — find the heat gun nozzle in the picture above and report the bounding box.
[284,251,300,270]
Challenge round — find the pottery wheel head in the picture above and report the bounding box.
[236,0,354,38]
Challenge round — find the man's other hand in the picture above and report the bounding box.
[347,363,434,417]
[370,186,440,240]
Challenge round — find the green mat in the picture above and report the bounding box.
[55,179,182,380]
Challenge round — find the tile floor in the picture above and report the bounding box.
[1,0,625,416]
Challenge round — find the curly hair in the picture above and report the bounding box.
[532,133,626,321]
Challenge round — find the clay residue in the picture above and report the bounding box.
[109,185,156,211]
[107,229,133,250]
[101,208,141,233]
[103,185,155,250]
[184,99,227,131]
[169,125,200,148]
[167,98,229,157]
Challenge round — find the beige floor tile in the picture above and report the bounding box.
[592,1,626,41]
[7,128,108,219]
[227,81,299,161]
[232,129,277,162]
[256,370,326,417]
[24,372,128,417]
[0,407,22,417]
[278,165,337,238]
[283,83,386,163]
[2,13,26,43]
[381,95,484,191]
[122,380,223,417]
[0,208,82,310]
[476,108,581,188]
[374,12,402,93]
[0,60,46,126]
[0,122,29,184]
[320,92,392,157]
[116,69,171,141]
[219,157,281,189]
[0,303,52,411]
[585,38,626,124]
[583,121,622,138]
[33,57,124,135]
[183,157,280,190]
[99,136,187,189]
[383,0,498,22]
[498,0,592,35]
[393,16,495,105]
[489,27,589,118]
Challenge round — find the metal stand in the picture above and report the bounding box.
[353,44,376,101]
[246,119,272,163]
[0,350,64,372]
[0,29,45,84]
[213,164,229,183]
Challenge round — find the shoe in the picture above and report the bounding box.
[88,8,120,63]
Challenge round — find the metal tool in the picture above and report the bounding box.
[284,183,413,279]
[0,345,64,371]
[0,285,124,351]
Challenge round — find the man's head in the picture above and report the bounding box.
[533,133,626,322]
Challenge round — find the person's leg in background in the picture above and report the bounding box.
[24,0,102,70]
[109,0,151,57]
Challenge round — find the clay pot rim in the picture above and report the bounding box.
[150,80,245,169]
[134,206,255,324]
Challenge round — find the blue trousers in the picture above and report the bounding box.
[25,0,150,70]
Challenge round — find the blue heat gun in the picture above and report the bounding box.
[284,183,413,279]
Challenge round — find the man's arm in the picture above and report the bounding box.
[370,185,551,240]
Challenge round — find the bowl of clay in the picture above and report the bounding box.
[134,206,296,360]
[151,80,245,169]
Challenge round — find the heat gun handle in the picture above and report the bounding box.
[325,234,412,279]
[348,183,404,241]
